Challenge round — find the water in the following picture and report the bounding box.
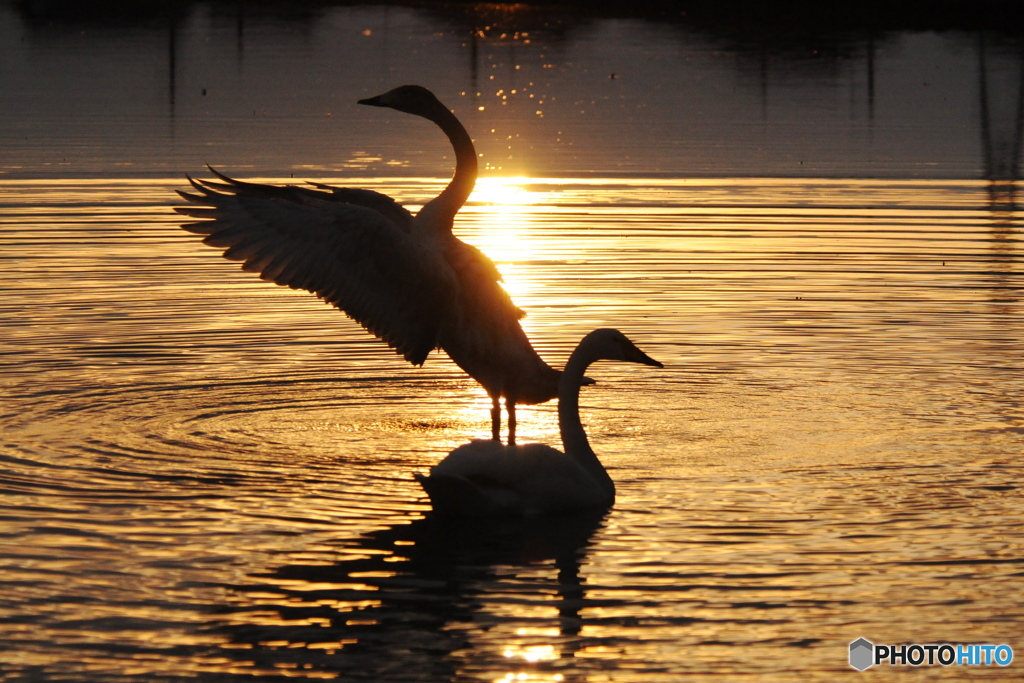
[2,176,1021,680]
[2,2,1023,681]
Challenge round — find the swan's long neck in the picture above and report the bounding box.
[421,104,477,227]
[558,339,613,495]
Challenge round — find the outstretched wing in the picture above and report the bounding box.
[175,171,455,366]
[306,180,414,230]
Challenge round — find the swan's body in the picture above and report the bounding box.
[175,85,562,444]
[416,329,662,517]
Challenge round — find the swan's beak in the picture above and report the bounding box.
[626,344,663,368]
[358,95,384,107]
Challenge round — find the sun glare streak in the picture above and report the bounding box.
[463,177,553,304]
[495,672,563,682]
[501,643,559,663]
[472,176,535,206]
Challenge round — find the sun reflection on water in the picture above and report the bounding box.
[462,176,554,305]
[472,176,536,206]
[495,672,564,682]
[502,643,559,664]
[1,177,1022,681]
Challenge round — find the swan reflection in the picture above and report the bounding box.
[210,510,608,680]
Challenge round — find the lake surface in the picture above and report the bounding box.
[1,1,1023,681]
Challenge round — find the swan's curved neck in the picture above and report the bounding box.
[420,105,477,227]
[558,340,613,495]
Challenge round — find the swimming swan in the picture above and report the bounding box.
[416,329,662,517]
[175,85,566,445]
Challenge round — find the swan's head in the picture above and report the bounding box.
[587,329,663,368]
[358,85,447,118]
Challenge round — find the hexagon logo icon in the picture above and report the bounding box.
[849,638,874,671]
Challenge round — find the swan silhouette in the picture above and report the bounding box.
[415,329,662,517]
[175,85,567,444]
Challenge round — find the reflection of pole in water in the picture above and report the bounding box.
[866,35,875,124]
[167,11,179,131]
[976,33,1021,321]
[759,44,769,123]
[977,33,1024,216]
[236,3,245,59]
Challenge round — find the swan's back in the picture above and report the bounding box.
[417,440,612,517]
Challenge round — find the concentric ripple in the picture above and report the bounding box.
[0,178,1022,681]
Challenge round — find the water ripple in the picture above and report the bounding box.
[0,178,1021,680]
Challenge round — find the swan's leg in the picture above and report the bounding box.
[491,396,501,442]
[506,398,516,446]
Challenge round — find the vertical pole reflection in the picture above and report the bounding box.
[976,32,1022,318]
[759,43,769,123]
[167,10,178,127]
[977,33,1024,216]
[866,35,875,124]
[236,1,245,58]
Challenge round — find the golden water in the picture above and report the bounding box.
[1,177,1021,680]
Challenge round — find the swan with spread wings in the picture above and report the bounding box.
[175,85,567,444]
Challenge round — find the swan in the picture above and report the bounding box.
[175,85,568,445]
[415,329,662,517]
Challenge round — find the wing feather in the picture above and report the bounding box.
[174,172,455,366]
[307,181,413,228]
